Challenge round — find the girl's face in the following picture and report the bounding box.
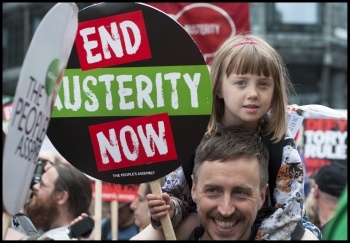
[219,73,274,130]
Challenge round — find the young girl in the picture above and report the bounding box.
[144,33,321,240]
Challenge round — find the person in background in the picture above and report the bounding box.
[101,202,139,240]
[7,149,71,238]
[130,182,152,231]
[312,163,347,235]
[303,173,321,229]
[37,149,69,166]
[322,185,347,240]
[6,161,92,240]
[129,178,166,232]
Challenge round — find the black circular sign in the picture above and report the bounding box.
[47,2,212,184]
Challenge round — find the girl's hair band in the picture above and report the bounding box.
[233,40,257,46]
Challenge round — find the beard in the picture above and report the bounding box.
[26,192,59,232]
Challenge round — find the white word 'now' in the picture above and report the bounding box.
[97,121,168,163]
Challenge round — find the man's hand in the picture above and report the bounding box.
[69,213,95,240]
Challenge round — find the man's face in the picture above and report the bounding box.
[191,157,266,240]
[26,167,60,231]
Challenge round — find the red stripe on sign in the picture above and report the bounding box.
[75,10,151,71]
[89,113,177,172]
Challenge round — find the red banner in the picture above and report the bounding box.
[145,2,250,64]
[91,182,138,202]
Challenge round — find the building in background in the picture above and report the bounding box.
[250,2,347,109]
[2,2,347,109]
[2,2,92,96]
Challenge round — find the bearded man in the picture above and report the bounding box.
[24,161,92,240]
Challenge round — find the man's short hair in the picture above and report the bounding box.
[193,125,269,189]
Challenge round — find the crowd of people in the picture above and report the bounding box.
[3,32,347,241]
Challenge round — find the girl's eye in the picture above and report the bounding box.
[260,82,270,87]
[236,80,245,86]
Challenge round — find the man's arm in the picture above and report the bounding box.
[130,223,165,240]
[131,213,200,240]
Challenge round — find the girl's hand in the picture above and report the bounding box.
[146,193,174,220]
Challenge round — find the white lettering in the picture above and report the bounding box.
[56,72,202,112]
[137,121,167,157]
[80,27,101,64]
[120,126,139,161]
[304,130,347,160]
[97,129,121,164]
[183,24,221,35]
[117,75,134,110]
[98,22,123,59]
[83,76,98,112]
[120,20,141,55]
[96,122,168,164]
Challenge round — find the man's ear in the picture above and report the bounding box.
[313,184,320,199]
[191,175,197,203]
[56,190,69,205]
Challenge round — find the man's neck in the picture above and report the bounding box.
[318,201,337,228]
[48,213,74,231]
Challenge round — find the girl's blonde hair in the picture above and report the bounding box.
[208,33,296,142]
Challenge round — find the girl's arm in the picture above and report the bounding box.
[150,166,193,228]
